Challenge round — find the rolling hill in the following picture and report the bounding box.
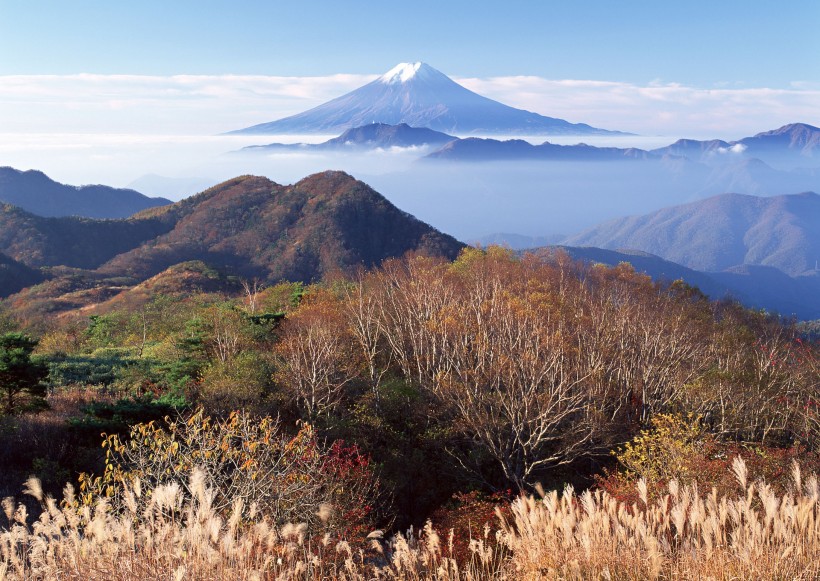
[0,167,171,219]
[563,192,820,276]
[0,171,464,318]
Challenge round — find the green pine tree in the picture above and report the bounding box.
[0,332,48,415]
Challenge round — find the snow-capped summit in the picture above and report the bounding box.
[232,63,625,136]
[380,62,423,84]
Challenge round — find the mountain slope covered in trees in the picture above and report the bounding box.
[100,171,464,282]
[0,171,464,316]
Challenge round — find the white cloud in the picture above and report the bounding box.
[0,74,377,134]
[455,76,820,138]
[1,72,818,191]
[716,143,748,155]
[0,73,818,139]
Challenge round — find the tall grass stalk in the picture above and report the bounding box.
[498,459,820,580]
[2,458,819,579]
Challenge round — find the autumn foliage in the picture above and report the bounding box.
[1,246,818,579]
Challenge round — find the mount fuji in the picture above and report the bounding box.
[231,62,625,136]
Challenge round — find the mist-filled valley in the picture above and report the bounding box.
[4,128,818,243]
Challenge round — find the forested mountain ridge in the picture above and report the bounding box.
[0,171,464,316]
[100,171,464,282]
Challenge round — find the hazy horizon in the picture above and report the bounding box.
[1,1,818,241]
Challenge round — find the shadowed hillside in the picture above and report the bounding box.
[100,171,464,282]
[0,167,170,219]
[0,204,174,269]
[0,253,44,297]
[527,246,820,320]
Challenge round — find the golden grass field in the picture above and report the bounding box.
[2,456,819,580]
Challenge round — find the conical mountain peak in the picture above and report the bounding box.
[232,63,624,136]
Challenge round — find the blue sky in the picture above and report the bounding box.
[1,0,818,87]
[0,0,819,190]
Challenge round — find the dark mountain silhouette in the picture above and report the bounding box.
[528,246,820,320]
[0,167,170,219]
[242,123,457,153]
[564,192,820,276]
[231,62,624,136]
[425,137,655,161]
[652,123,820,169]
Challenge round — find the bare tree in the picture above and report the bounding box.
[274,293,360,418]
[241,278,263,316]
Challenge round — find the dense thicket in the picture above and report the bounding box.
[0,247,817,532]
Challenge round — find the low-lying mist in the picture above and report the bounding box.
[2,132,818,243]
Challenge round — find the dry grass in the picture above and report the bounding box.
[498,457,820,580]
[0,469,500,580]
[2,458,819,580]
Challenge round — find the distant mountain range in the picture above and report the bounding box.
[564,191,820,276]
[652,123,820,169]
[425,137,654,161]
[2,162,819,320]
[529,246,820,321]
[419,123,820,167]
[0,167,170,219]
[241,123,457,153]
[480,190,820,319]
[0,171,463,315]
[236,124,820,204]
[473,232,566,250]
[230,62,624,136]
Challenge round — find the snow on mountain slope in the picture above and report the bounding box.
[232,62,624,136]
